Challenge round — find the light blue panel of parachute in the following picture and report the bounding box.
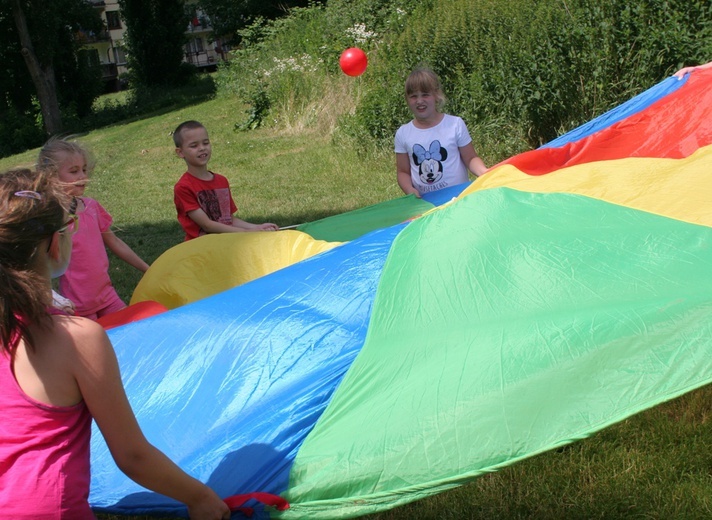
[89,222,407,517]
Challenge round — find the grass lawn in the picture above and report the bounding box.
[1,92,710,520]
[0,93,402,304]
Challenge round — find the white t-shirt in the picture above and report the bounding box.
[394,114,473,193]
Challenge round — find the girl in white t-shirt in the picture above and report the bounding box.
[395,67,488,196]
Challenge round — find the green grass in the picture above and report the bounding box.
[1,90,710,520]
[365,386,712,519]
[0,92,401,303]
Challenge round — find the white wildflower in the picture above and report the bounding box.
[264,54,322,77]
[346,23,377,45]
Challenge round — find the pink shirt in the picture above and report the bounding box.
[58,197,120,316]
[0,346,93,519]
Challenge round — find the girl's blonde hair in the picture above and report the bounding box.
[37,136,95,176]
[404,67,446,109]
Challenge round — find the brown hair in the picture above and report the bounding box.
[173,120,206,147]
[404,67,446,109]
[37,136,95,176]
[0,168,70,352]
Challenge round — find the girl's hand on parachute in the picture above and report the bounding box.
[674,61,712,79]
[186,487,231,519]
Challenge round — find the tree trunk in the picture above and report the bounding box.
[11,0,63,136]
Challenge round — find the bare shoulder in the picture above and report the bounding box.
[21,316,116,404]
[50,315,113,360]
[52,313,106,337]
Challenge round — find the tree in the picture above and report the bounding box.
[118,0,191,87]
[197,0,317,44]
[9,0,62,136]
[0,0,103,153]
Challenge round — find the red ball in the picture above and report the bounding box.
[339,48,368,77]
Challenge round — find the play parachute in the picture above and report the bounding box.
[89,68,712,518]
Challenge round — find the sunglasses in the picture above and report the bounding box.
[57,214,79,235]
[58,214,79,235]
[46,214,78,253]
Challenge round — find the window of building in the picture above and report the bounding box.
[185,38,204,54]
[113,46,127,65]
[106,11,121,30]
[80,49,101,68]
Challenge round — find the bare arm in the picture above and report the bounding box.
[396,152,420,197]
[674,61,712,79]
[70,319,230,519]
[188,208,277,234]
[102,230,150,273]
[459,143,488,178]
[231,216,279,231]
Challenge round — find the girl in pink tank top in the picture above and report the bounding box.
[0,169,229,519]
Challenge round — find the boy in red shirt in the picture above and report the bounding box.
[173,120,278,241]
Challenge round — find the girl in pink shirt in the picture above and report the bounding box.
[38,137,150,319]
[0,168,229,519]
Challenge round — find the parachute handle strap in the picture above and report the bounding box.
[223,492,290,517]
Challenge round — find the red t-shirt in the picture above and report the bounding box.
[173,171,238,241]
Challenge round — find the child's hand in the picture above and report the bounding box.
[672,63,712,79]
[52,290,76,315]
[257,223,279,231]
[673,66,696,79]
[186,489,231,520]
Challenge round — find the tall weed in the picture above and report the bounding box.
[215,0,416,132]
[216,0,710,163]
[341,0,710,157]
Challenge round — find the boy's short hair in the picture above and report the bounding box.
[173,120,206,147]
[405,67,446,109]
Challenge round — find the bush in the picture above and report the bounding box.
[215,0,417,131]
[77,74,217,131]
[0,103,46,159]
[215,7,331,130]
[338,0,710,160]
[176,0,712,164]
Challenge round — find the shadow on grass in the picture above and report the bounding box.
[108,219,184,304]
[78,75,218,135]
[0,74,220,160]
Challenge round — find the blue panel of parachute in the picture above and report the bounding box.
[90,222,404,515]
[92,183,467,515]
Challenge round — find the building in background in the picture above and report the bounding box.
[81,0,229,91]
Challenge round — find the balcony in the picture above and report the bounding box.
[184,50,219,71]
[100,62,118,80]
[188,16,212,33]
[76,29,111,43]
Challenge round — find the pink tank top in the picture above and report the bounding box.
[0,337,94,519]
